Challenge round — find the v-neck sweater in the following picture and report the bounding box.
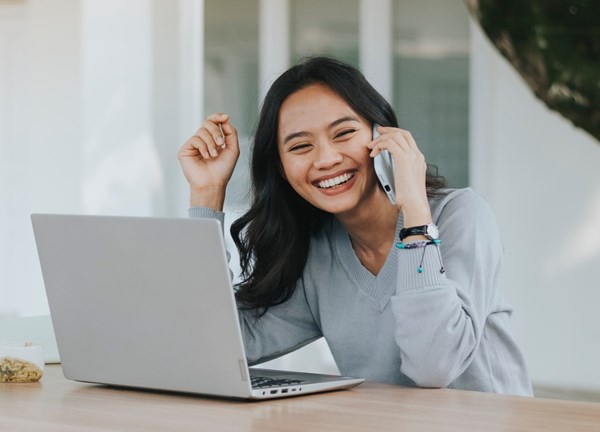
[189,187,533,396]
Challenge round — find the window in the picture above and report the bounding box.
[290,0,359,66]
[393,0,470,187]
[204,0,259,210]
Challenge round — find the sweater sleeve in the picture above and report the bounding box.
[390,189,504,387]
[188,206,225,227]
[188,206,322,365]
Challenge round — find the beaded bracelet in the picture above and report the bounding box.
[395,240,434,249]
[396,239,445,274]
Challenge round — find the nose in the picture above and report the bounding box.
[313,141,343,170]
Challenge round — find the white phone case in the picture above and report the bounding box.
[372,124,396,205]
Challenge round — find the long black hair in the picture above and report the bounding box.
[231,56,446,314]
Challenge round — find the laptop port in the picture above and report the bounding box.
[270,390,278,395]
[281,389,288,394]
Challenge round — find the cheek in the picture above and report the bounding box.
[280,158,306,185]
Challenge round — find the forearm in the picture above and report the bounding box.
[236,281,322,365]
[391,264,480,388]
[239,307,322,365]
[391,189,502,387]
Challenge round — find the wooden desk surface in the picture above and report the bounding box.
[1,365,599,431]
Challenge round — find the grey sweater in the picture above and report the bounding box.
[190,188,533,396]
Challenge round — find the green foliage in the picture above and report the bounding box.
[466,0,600,142]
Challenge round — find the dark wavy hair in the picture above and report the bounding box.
[231,56,446,314]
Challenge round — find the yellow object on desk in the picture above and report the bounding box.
[0,342,44,383]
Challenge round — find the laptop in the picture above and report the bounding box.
[31,214,364,400]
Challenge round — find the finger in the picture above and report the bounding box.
[185,135,211,160]
[370,128,409,152]
[197,128,220,157]
[398,129,420,152]
[202,120,226,148]
[205,112,230,124]
[366,135,380,149]
[198,113,229,147]
[369,140,399,158]
[380,130,425,164]
[367,124,387,149]
[370,137,426,170]
[369,135,408,157]
[369,146,381,157]
[367,134,394,150]
[389,128,423,158]
[220,118,240,153]
[177,141,198,160]
[399,131,426,163]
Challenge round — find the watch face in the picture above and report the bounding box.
[426,224,439,239]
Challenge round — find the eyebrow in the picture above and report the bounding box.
[282,116,360,146]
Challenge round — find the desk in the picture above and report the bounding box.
[1,366,599,431]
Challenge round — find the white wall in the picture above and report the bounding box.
[471,22,600,391]
[0,0,82,317]
[0,0,199,319]
[81,0,160,216]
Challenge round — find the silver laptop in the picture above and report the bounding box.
[31,214,364,400]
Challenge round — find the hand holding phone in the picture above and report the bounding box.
[372,124,396,205]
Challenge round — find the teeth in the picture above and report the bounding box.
[318,172,354,189]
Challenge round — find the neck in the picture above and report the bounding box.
[336,188,399,255]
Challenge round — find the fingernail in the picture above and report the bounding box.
[210,149,218,157]
[216,137,224,145]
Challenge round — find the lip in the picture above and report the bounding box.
[312,170,358,196]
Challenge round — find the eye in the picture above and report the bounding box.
[334,129,356,139]
[289,143,312,152]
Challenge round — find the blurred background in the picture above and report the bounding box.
[1,0,599,401]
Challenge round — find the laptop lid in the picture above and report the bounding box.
[31,214,253,398]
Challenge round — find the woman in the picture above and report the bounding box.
[178,56,532,395]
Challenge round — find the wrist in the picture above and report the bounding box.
[190,185,226,211]
[401,234,429,242]
[400,204,432,228]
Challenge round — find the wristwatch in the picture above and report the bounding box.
[399,223,440,241]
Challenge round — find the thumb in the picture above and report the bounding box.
[220,118,239,151]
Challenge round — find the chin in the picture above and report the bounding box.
[296,182,368,215]
[313,197,360,215]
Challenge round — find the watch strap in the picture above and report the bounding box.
[399,225,428,241]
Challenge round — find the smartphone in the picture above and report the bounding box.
[372,124,396,205]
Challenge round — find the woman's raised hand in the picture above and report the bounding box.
[178,113,240,209]
[367,126,432,227]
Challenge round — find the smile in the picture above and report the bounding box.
[316,172,355,189]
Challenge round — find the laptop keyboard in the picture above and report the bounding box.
[250,375,305,389]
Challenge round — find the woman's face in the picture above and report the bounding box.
[277,83,380,216]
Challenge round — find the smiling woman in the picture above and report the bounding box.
[177,56,533,396]
[231,57,445,307]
